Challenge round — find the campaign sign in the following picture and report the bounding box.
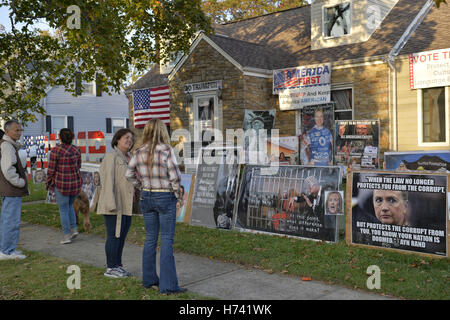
[384,150,450,173]
[335,120,380,170]
[299,104,334,166]
[347,170,448,257]
[190,147,241,230]
[234,165,342,242]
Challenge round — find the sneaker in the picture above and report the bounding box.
[70,229,79,239]
[104,267,127,278]
[10,250,26,259]
[0,251,26,260]
[116,266,132,277]
[60,234,72,244]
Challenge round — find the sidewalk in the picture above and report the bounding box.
[17,221,396,300]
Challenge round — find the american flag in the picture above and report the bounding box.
[133,86,170,128]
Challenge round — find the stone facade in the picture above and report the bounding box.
[169,38,391,155]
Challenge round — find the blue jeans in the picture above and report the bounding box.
[0,197,22,255]
[140,191,180,293]
[54,188,78,235]
[104,214,132,268]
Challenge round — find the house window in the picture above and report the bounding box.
[331,88,353,120]
[112,118,126,133]
[323,2,351,38]
[418,87,449,146]
[52,116,67,134]
[193,94,218,141]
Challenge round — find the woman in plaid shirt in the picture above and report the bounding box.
[126,119,186,295]
[46,128,82,244]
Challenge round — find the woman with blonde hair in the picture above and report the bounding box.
[126,119,185,294]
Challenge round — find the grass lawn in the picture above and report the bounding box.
[21,203,450,300]
[23,180,48,203]
[0,249,211,300]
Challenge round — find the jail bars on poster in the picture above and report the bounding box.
[347,170,448,257]
[234,165,342,242]
[189,147,241,230]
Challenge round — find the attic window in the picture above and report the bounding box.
[323,2,351,38]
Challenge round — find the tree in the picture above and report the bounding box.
[0,0,212,123]
[201,0,308,24]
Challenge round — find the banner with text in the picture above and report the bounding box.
[273,63,331,110]
[409,48,450,89]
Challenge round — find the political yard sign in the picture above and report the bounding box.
[347,170,448,257]
[273,63,331,110]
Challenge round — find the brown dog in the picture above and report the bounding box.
[73,191,91,232]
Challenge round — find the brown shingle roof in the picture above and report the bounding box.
[214,0,450,68]
[125,64,168,93]
[130,0,450,88]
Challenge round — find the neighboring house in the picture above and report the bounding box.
[23,79,130,153]
[129,0,450,162]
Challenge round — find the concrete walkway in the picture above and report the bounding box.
[13,221,399,300]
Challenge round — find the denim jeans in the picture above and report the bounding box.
[140,191,180,293]
[54,188,78,235]
[104,214,132,268]
[0,196,22,255]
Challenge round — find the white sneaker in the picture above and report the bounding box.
[70,230,79,239]
[117,266,132,277]
[10,250,26,259]
[104,267,127,278]
[0,251,26,260]
[60,234,72,244]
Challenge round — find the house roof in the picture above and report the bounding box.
[213,0,450,69]
[131,0,450,89]
[124,64,168,94]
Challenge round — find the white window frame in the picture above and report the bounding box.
[295,84,354,136]
[193,93,219,141]
[111,117,127,133]
[322,1,352,39]
[52,115,67,134]
[417,86,450,147]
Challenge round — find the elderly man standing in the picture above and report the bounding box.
[0,120,29,260]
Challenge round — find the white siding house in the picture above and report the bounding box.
[22,83,129,153]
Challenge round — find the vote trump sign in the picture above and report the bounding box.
[409,48,450,89]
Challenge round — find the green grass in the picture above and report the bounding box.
[23,180,48,202]
[21,203,450,300]
[0,250,211,300]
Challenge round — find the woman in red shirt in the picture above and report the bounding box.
[46,128,82,244]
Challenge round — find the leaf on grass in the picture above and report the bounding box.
[264,269,274,274]
[397,278,405,282]
[409,263,418,268]
[345,274,351,280]
[281,270,288,274]
[253,247,266,252]
[301,277,312,281]
[394,268,398,273]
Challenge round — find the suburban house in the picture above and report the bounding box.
[127,0,450,166]
[22,79,130,153]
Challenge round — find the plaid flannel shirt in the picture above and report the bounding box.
[46,143,82,196]
[125,143,181,199]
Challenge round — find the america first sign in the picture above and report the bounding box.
[409,48,450,89]
[273,63,331,110]
[184,80,222,93]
